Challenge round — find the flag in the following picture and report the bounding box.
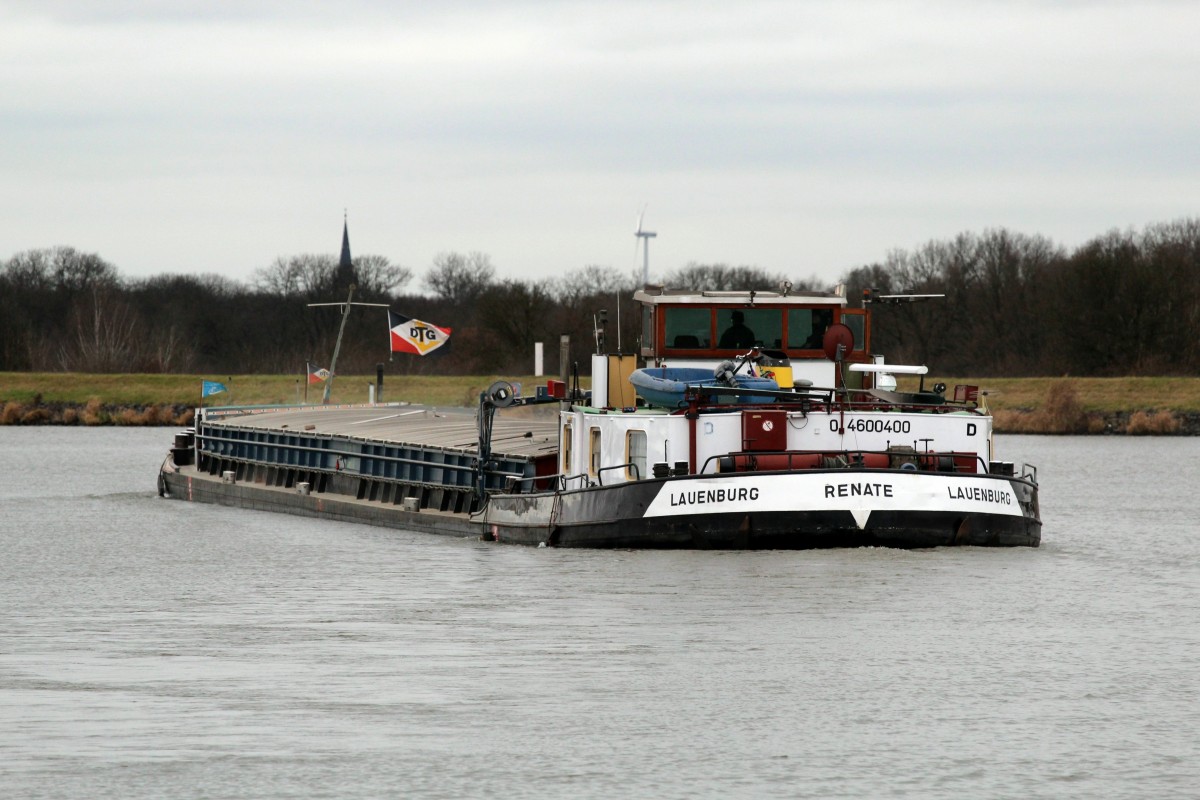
[388,310,451,356]
[307,362,330,384]
[202,380,227,397]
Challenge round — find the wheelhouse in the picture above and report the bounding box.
[637,288,868,358]
[635,287,874,388]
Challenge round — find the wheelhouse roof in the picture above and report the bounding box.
[633,287,847,306]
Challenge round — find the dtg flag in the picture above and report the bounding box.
[307,362,331,384]
[388,310,451,356]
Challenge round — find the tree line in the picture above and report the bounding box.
[2,218,1198,378]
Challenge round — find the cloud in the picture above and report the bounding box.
[3,1,1199,283]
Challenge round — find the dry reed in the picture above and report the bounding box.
[82,398,104,425]
[1126,410,1181,435]
[990,381,1090,434]
[1,402,24,425]
[20,408,51,424]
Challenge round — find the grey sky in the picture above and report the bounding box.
[3,0,1196,287]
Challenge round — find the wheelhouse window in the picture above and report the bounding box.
[589,428,601,476]
[626,430,647,480]
[786,308,834,349]
[841,312,866,352]
[654,302,850,357]
[562,422,572,474]
[663,307,711,349]
[717,308,782,350]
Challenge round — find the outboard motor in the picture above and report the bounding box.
[714,361,737,387]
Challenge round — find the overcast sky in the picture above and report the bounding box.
[3,0,1197,288]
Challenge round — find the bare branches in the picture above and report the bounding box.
[5,220,1200,376]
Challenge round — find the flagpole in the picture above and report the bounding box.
[304,363,309,404]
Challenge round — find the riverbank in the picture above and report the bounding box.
[1,372,1198,433]
[0,373,557,428]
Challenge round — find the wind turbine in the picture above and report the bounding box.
[634,205,657,285]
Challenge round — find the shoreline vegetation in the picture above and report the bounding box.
[1,372,1198,435]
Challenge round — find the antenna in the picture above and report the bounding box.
[634,205,657,285]
[863,288,946,306]
[615,291,621,352]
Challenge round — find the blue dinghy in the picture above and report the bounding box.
[629,367,779,409]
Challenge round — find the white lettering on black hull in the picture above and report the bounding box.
[670,487,761,507]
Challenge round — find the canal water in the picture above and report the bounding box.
[1,427,1196,799]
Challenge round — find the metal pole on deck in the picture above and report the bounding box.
[559,335,570,385]
[307,293,389,405]
[323,285,355,404]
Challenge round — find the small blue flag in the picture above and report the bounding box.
[202,380,228,398]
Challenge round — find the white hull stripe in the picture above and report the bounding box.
[643,473,1026,519]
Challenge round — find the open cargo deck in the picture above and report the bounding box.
[161,403,559,532]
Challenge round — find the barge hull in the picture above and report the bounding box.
[159,465,481,539]
[484,471,1042,549]
[161,463,1039,549]
[514,510,1040,549]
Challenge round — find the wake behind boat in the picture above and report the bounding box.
[158,285,1041,548]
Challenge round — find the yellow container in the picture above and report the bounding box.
[754,349,793,389]
[758,364,792,390]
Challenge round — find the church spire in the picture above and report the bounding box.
[339,210,352,271]
[335,210,356,289]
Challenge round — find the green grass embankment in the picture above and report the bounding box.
[1,372,1198,433]
[896,376,1200,434]
[0,373,563,426]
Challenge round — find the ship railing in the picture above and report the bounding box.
[196,427,545,493]
[677,385,984,415]
[498,471,584,493]
[195,429,479,470]
[697,449,999,476]
[559,473,590,490]
[595,462,640,486]
[501,466,643,493]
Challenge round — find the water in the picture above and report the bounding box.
[1,428,1197,799]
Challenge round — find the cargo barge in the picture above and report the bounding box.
[158,286,1041,548]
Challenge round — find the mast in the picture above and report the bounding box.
[305,214,387,404]
[323,284,355,404]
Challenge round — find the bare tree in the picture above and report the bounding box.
[353,254,413,298]
[57,287,142,372]
[49,246,118,293]
[663,263,787,292]
[253,254,336,298]
[423,251,496,304]
[478,279,558,371]
[551,264,636,305]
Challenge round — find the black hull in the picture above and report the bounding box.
[484,470,1041,549]
[158,466,479,539]
[499,509,1039,549]
[160,463,1040,550]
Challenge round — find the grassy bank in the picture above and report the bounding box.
[2,372,1198,433]
[0,372,569,426]
[0,372,562,408]
[903,376,1200,414]
[897,376,1200,434]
